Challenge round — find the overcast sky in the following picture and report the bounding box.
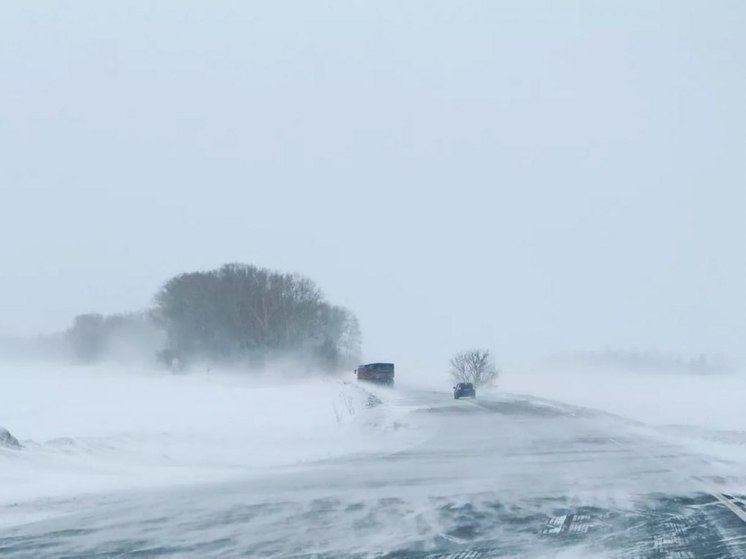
[1,1,744,370]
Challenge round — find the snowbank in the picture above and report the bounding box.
[0,363,415,511]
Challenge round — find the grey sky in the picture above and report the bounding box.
[1,1,744,370]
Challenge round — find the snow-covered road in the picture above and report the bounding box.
[3,384,746,558]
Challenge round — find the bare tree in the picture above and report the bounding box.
[449,349,499,387]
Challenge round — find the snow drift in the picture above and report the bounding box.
[0,363,419,517]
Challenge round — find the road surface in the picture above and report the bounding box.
[2,390,746,558]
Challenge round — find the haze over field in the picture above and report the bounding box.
[1,1,745,373]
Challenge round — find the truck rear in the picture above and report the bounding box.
[355,362,395,386]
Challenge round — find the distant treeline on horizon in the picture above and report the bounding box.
[546,348,731,375]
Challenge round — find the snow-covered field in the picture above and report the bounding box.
[499,367,746,473]
[4,363,746,556]
[500,368,746,431]
[398,363,746,475]
[4,361,746,533]
[0,363,422,525]
[398,363,746,431]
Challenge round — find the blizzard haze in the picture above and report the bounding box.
[1,2,745,371]
[3,6,746,555]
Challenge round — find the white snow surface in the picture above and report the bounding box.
[0,363,423,515]
[401,365,746,475]
[4,362,746,536]
[499,368,746,432]
[3,363,746,555]
[498,367,746,472]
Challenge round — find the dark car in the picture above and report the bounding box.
[453,382,476,399]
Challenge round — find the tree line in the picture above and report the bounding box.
[548,348,730,375]
[60,263,361,372]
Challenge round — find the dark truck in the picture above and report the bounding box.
[355,362,395,386]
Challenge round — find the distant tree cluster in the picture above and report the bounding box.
[549,348,730,375]
[66,312,163,364]
[153,264,361,370]
[13,263,361,374]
